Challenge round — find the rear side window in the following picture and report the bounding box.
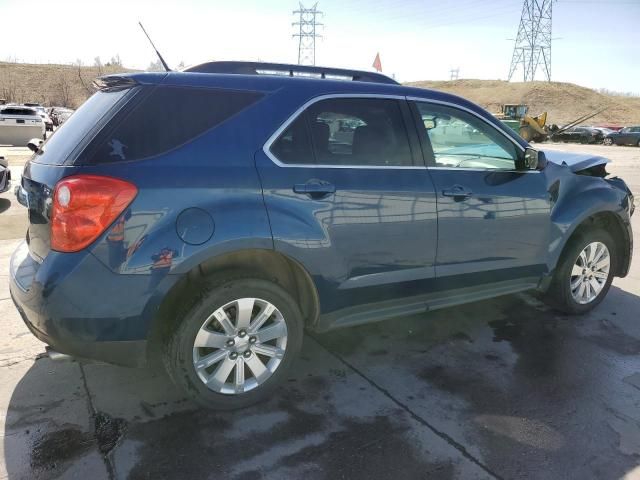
[270,97,414,167]
[91,86,262,163]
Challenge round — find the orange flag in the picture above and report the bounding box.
[372,52,382,72]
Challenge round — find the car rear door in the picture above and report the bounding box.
[409,99,550,288]
[255,95,438,314]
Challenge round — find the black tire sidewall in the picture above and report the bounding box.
[166,278,304,410]
[551,228,616,314]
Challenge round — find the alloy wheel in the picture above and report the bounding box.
[569,241,610,305]
[192,298,288,394]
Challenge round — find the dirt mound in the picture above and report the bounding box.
[407,79,640,126]
[0,62,135,108]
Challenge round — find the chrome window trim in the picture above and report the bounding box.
[406,96,527,153]
[428,166,541,174]
[262,93,426,170]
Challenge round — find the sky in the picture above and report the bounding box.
[1,0,639,92]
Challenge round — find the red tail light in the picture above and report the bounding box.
[51,175,137,252]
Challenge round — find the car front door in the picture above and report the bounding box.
[409,99,551,288]
[617,127,632,145]
[255,96,438,315]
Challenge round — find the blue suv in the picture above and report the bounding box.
[10,62,634,409]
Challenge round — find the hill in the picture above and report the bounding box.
[1,62,639,126]
[406,79,640,126]
[0,62,134,109]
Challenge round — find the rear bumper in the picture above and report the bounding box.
[9,241,153,367]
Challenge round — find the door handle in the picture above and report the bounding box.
[442,185,472,200]
[294,181,336,198]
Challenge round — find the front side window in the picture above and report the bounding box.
[415,102,519,170]
[270,97,414,167]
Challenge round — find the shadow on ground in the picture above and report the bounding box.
[4,286,640,479]
[0,198,11,214]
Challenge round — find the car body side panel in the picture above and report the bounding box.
[87,105,274,278]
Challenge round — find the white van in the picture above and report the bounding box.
[0,106,46,146]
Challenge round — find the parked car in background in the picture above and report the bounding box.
[25,103,54,131]
[49,107,74,127]
[56,108,74,125]
[595,124,623,132]
[603,126,640,146]
[0,156,11,194]
[552,126,603,144]
[9,62,634,410]
[31,106,54,131]
[0,105,45,145]
[592,127,615,138]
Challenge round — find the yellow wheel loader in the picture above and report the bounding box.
[495,104,549,143]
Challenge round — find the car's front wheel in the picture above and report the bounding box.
[603,137,614,146]
[545,229,616,314]
[165,278,304,409]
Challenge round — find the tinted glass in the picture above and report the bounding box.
[270,115,314,164]
[306,98,413,166]
[1,108,38,116]
[31,88,130,165]
[415,102,518,170]
[92,86,262,163]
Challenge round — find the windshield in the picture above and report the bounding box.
[31,88,132,165]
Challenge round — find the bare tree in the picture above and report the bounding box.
[56,73,72,107]
[147,59,164,72]
[94,56,103,76]
[0,69,21,103]
[75,59,93,96]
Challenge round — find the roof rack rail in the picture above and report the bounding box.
[183,61,399,85]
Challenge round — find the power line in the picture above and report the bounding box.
[508,0,555,82]
[292,3,323,66]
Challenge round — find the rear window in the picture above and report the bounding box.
[89,86,263,163]
[31,88,131,165]
[1,108,38,116]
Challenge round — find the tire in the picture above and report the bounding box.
[164,277,304,410]
[637,139,640,147]
[545,228,616,315]
[603,137,613,146]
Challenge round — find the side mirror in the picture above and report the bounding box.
[27,138,43,153]
[523,147,547,170]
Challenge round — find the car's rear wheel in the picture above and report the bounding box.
[164,278,304,409]
[545,228,616,314]
[603,137,614,146]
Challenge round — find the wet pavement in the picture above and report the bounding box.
[1,143,639,480]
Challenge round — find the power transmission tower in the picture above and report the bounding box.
[293,3,323,66]
[508,0,554,82]
[449,68,459,80]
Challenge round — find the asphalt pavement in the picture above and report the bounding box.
[1,143,639,480]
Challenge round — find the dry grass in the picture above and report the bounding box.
[0,62,135,108]
[407,79,640,126]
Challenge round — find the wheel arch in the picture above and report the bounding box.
[553,211,631,278]
[146,248,320,363]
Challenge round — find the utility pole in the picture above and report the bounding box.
[508,0,554,82]
[293,3,323,66]
[449,68,459,81]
